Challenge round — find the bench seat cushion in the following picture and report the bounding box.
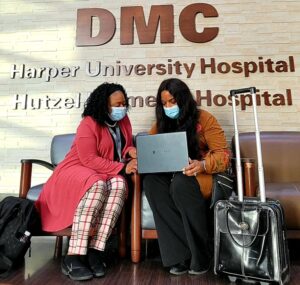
[141,190,155,229]
[265,183,300,229]
[27,184,44,201]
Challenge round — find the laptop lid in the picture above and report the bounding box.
[136,132,189,174]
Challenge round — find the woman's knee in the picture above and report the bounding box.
[144,174,172,206]
[84,180,106,200]
[170,173,202,200]
[108,176,126,194]
[171,173,191,191]
[112,176,126,185]
[143,174,157,196]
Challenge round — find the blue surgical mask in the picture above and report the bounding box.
[163,105,180,119]
[109,107,127,121]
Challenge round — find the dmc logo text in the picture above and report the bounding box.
[76,3,219,46]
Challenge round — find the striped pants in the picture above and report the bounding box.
[68,176,126,255]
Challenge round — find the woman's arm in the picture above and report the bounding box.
[200,113,230,174]
[183,112,230,176]
[76,119,124,175]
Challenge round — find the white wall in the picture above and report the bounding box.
[0,0,299,194]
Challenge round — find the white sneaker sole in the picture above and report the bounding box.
[188,268,209,275]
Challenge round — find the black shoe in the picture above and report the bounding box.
[87,248,107,277]
[61,255,93,281]
[169,261,189,275]
[188,260,211,275]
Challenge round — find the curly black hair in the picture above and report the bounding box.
[82,82,129,125]
[155,78,201,159]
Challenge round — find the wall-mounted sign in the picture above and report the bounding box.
[76,3,219,46]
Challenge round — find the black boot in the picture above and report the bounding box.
[61,255,93,281]
[87,248,107,277]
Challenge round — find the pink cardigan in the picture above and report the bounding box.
[35,115,134,232]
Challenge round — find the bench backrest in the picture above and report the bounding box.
[233,131,300,183]
[49,132,141,167]
[50,134,75,167]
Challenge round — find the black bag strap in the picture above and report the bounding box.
[0,197,22,233]
[18,201,35,234]
[0,252,13,278]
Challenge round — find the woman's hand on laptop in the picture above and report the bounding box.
[128,147,137,159]
[125,158,137,174]
[182,158,203,177]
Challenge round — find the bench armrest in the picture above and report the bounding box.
[21,159,54,170]
[19,159,54,198]
[131,172,142,260]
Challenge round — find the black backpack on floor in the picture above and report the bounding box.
[0,196,40,277]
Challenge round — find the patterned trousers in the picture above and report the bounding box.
[68,176,126,255]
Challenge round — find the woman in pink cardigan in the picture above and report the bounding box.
[36,83,137,281]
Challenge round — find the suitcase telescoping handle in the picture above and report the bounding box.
[230,87,266,203]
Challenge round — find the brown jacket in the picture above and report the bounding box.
[149,109,230,199]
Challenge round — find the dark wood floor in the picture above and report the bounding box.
[1,237,300,285]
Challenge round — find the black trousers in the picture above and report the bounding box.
[144,173,212,270]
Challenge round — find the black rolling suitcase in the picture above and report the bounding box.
[214,87,290,285]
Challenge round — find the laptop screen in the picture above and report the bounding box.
[136,132,189,174]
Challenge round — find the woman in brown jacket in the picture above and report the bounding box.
[144,78,230,275]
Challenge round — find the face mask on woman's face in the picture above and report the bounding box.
[163,104,180,119]
[108,107,127,121]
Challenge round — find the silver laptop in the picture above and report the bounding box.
[136,132,189,173]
